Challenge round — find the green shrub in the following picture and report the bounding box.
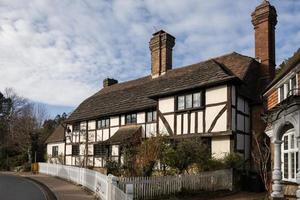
[105,158,121,176]
[223,153,244,169]
[162,138,209,174]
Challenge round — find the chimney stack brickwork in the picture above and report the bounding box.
[252,0,277,84]
[149,30,175,78]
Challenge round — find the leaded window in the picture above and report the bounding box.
[177,92,203,111]
[147,111,157,122]
[94,144,108,157]
[72,144,79,156]
[52,146,58,157]
[73,123,80,131]
[126,113,137,124]
[97,118,110,129]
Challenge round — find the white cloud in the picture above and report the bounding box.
[0,0,298,107]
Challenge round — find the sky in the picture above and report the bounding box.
[0,0,299,118]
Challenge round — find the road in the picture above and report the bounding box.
[0,173,49,200]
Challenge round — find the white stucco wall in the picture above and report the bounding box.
[47,142,65,157]
[103,129,109,141]
[159,97,175,113]
[197,111,203,133]
[110,116,119,126]
[190,112,195,134]
[211,136,231,159]
[111,145,119,156]
[146,123,156,137]
[206,85,227,105]
[88,130,95,142]
[88,120,96,130]
[121,115,125,125]
[211,111,227,132]
[137,112,145,124]
[205,105,227,132]
[65,155,71,165]
[183,113,188,134]
[66,144,72,155]
[176,115,182,135]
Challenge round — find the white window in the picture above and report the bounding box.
[278,76,298,102]
[281,129,298,182]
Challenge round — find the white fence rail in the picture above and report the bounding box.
[118,169,233,200]
[38,163,131,200]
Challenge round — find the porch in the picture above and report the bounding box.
[265,94,300,199]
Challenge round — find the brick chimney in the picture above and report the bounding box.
[252,0,277,84]
[103,78,118,87]
[149,30,175,78]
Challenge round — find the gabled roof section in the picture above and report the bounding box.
[105,125,142,144]
[45,125,65,144]
[264,48,300,93]
[66,52,256,123]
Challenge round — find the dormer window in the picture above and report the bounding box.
[177,92,203,111]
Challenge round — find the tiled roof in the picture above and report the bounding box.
[105,125,142,144]
[264,48,300,93]
[45,125,65,144]
[66,52,256,123]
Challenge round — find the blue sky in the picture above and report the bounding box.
[0,0,299,118]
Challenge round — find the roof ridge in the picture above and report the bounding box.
[211,59,236,77]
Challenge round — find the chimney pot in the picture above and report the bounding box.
[103,78,118,87]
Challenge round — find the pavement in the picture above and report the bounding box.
[0,173,51,200]
[19,173,96,200]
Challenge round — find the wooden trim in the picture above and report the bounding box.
[205,101,227,107]
[157,110,174,136]
[208,105,227,133]
[169,130,233,139]
[227,84,232,130]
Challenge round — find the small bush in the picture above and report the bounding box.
[105,158,121,176]
[223,153,244,169]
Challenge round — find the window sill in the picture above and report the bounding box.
[175,106,204,113]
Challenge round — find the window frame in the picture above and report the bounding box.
[176,91,204,111]
[281,129,298,182]
[72,144,80,156]
[94,144,108,157]
[125,113,137,124]
[52,146,58,157]
[97,118,110,129]
[73,123,80,132]
[146,110,157,123]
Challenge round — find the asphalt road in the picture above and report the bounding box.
[0,173,48,200]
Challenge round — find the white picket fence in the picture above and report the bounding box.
[38,163,132,200]
[117,169,233,200]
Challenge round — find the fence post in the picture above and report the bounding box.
[179,174,182,192]
[126,184,133,200]
[107,174,118,200]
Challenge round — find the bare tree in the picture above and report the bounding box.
[252,131,271,193]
